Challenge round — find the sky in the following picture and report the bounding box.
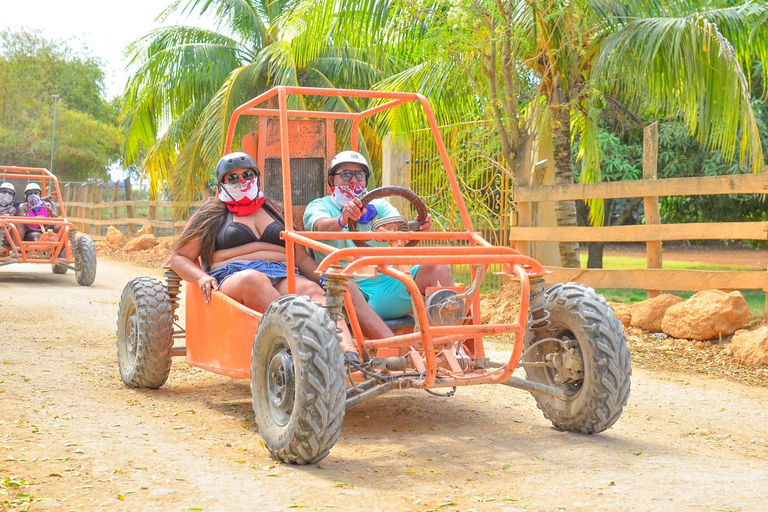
[0,0,175,98]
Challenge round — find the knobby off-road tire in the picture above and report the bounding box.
[251,295,345,464]
[52,263,68,274]
[116,277,174,388]
[523,283,631,433]
[74,235,97,286]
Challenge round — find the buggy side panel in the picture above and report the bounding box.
[185,285,261,379]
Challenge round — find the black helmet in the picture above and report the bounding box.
[215,152,260,182]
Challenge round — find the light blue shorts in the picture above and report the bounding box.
[209,260,300,287]
[356,266,420,320]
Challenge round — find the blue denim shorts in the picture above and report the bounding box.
[209,260,301,286]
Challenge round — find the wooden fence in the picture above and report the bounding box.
[512,124,768,313]
[60,179,199,239]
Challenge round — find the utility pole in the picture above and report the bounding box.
[50,95,60,172]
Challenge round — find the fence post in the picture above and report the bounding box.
[643,122,662,298]
[124,178,135,235]
[148,200,157,235]
[112,181,120,227]
[92,184,103,237]
[76,184,88,234]
[382,133,409,213]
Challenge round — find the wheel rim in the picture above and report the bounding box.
[266,342,295,427]
[120,303,138,368]
[535,326,584,398]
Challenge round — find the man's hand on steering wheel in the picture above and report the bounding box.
[340,197,363,225]
[417,213,433,232]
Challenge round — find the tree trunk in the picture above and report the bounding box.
[575,199,607,269]
[550,94,580,268]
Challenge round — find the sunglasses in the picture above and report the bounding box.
[25,190,41,196]
[222,170,257,185]
[332,170,368,182]
[0,189,13,196]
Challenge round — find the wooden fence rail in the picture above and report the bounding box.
[513,124,768,314]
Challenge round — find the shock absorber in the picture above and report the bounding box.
[164,268,182,321]
[528,277,550,333]
[322,267,348,337]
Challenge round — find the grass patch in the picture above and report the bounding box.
[584,254,758,272]
[586,254,765,318]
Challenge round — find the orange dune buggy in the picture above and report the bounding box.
[0,166,97,286]
[116,87,631,464]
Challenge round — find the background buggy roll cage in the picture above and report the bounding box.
[0,165,68,219]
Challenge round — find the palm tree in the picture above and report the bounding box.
[526,0,768,265]
[120,0,402,201]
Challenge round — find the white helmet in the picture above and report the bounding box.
[25,183,42,195]
[329,150,371,178]
[0,182,14,194]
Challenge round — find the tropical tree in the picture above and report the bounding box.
[0,29,120,180]
[530,0,768,266]
[121,0,423,202]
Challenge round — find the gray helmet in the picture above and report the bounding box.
[215,152,260,182]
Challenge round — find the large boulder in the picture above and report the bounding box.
[730,326,768,367]
[607,302,632,328]
[630,294,684,333]
[124,233,158,252]
[105,226,125,245]
[661,290,751,340]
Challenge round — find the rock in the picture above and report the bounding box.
[661,290,751,340]
[124,233,158,252]
[630,294,684,332]
[730,326,768,367]
[607,302,632,328]
[105,226,125,245]
[136,224,154,236]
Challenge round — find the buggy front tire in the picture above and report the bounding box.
[116,277,174,388]
[251,295,345,464]
[74,235,97,286]
[523,283,631,434]
[52,263,68,274]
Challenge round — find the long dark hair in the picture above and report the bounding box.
[174,197,284,271]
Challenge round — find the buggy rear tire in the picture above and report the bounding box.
[523,283,631,433]
[74,235,97,286]
[52,263,68,274]
[116,277,174,388]
[251,295,345,464]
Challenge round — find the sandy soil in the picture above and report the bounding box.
[2,259,768,512]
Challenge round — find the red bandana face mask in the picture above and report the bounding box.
[218,177,265,216]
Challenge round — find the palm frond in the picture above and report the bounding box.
[593,14,763,172]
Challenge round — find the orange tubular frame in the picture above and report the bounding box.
[0,166,77,265]
[223,87,549,389]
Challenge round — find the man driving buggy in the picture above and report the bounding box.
[303,150,454,338]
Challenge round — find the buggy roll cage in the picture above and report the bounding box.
[223,86,549,388]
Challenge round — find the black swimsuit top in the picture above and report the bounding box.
[215,209,285,251]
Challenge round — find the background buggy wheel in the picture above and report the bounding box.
[74,235,97,286]
[251,295,345,464]
[523,283,631,433]
[116,277,174,388]
[52,263,68,274]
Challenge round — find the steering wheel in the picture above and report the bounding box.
[347,186,428,248]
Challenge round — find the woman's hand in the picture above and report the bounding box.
[197,274,218,303]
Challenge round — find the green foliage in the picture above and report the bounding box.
[0,29,120,180]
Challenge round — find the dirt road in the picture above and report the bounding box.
[2,259,767,512]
